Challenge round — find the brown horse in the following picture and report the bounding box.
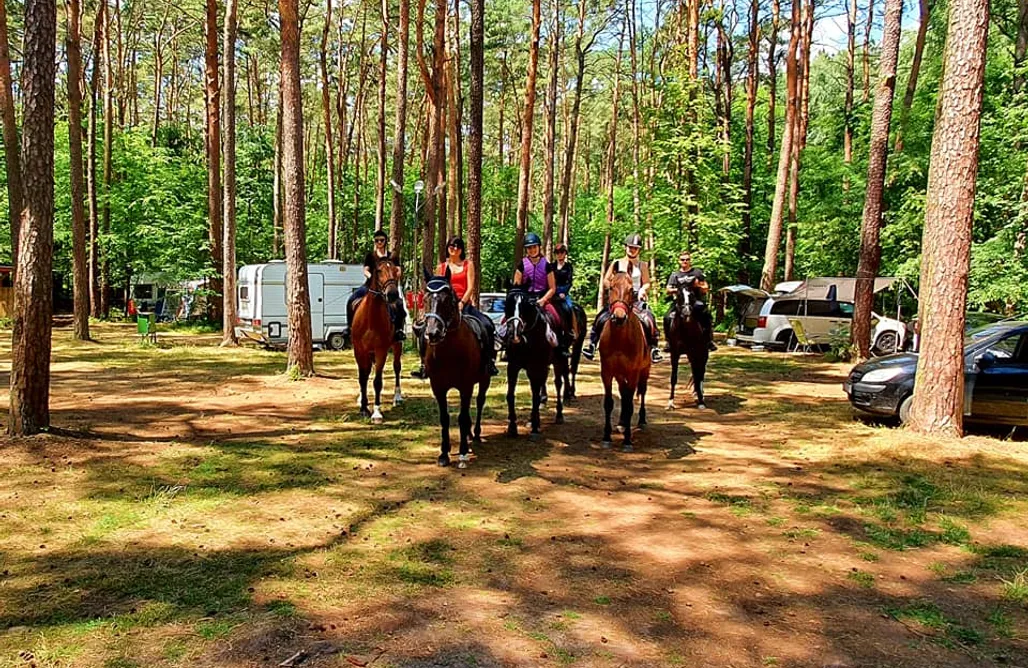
[598,271,651,451]
[422,269,492,468]
[351,254,404,423]
[664,281,710,410]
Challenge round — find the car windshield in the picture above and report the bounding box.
[965,323,1015,344]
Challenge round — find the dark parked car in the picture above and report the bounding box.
[844,321,1028,426]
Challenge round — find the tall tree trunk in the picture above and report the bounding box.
[0,0,23,268]
[101,0,113,317]
[445,4,463,239]
[844,0,856,170]
[9,0,56,435]
[222,0,238,344]
[375,0,388,231]
[280,0,315,376]
[597,17,625,311]
[759,0,800,291]
[87,0,103,317]
[273,95,282,258]
[853,0,902,358]
[467,0,484,302]
[388,0,410,256]
[514,0,542,262]
[766,0,780,164]
[741,0,759,282]
[895,0,929,151]
[542,0,560,255]
[1015,0,1028,92]
[204,0,223,322]
[909,0,989,436]
[784,0,812,281]
[67,0,90,341]
[862,0,874,102]
[321,0,337,258]
[558,0,591,247]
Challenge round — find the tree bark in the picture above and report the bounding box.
[445,4,464,239]
[0,0,23,269]
[388,0,411,256]
[221,0,238,344]
[766,0,780,164]
[558,0,592,247]
[273,95,282,258]
[597,18,624,311]
[542,0,560,255]
[375,0,388,232]
[852,0,902,357]
[784,0,813,281]
[895,0,929,151]
[67,0,90,341]
[467,0,484,301]
[205,0,223,323]
[863,0,875,102]
[321,0,337,258]
[101,0,113,317]
[9,0,56,435]
[87,0,103,317]
[741,0,759,282]
[909,0,989,436]
[280,0,315,376]
[514,0,542,263]
[760,0,800,291]
[844,0,856,169]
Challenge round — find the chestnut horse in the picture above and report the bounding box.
[351,254,404,423]
[664,281,710,410]
[598,271,651,451]
[503,286,561,437]
[422,269,492,468]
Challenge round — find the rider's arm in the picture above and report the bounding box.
[462,260,476,310]
[602,261,615,288]
[512,264,524,287]
[639,262,651,300]
[539,268,557,305]
[666,272,678,295]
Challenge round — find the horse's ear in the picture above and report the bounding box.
[422,265,432,283]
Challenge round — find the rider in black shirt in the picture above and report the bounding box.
[665,252,716,352]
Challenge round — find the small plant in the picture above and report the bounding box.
[1000,569,1028,604]
[848,569,876,588]
[825,326,856,362]
[593,595,611,605]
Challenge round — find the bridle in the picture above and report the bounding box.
[505,289,541,344]
[367,258,399,299]
[423,279,460,344]
[607,274,635,322]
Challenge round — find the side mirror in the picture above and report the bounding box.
[978,351,997,368]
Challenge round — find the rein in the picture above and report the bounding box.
[424,281,461,343]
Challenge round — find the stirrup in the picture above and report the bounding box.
[582,343,595,360]
[650,347,664,363]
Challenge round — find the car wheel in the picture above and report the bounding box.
[327,332,346,351]
[776,330,796,351]
[898,395,914,425]
[873,331,899,356]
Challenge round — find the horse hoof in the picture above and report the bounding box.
[697,403,707,410]
[473,434,482,444]
[601,440,612,449]
[359,408,371,418]
[372,416,383,425]
[437,454,450,467]
[637,422,645,430]
[507,424,518,438]
[622,443,633,453]
[458,454,470,469]
[666,400,676,410]
[393,393,404,405]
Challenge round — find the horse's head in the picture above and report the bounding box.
[675,279,695,320]
[607,271,635,325]
[366,252,401,303]
[422,266,458,345]
[503,285,539,345]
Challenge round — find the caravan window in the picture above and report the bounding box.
[239,285,250,301]
[133,284,154,300]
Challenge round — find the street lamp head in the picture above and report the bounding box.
[414,180,425,194]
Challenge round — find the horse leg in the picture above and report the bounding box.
[529,369,542,436]
[371,353,385,424]
[506,362,519,438]
[553,360,565,425]
[392,342,403,405]
[358,360,371,417]
[457,389,473,468]
[601,375,614,448]
[473,380,487,443]
[667,349,680,410]
[436,390,451,467]
[638,377,648,429]
[692,349,709,410]
[619,381,635,452]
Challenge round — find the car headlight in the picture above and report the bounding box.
[860,367,908,383]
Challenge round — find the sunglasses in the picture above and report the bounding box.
[374,238,386,244]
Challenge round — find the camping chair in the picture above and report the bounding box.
[787,318,815,354]
[137,312,158,344]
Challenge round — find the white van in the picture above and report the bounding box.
[723,277,907,355]
[235,260,368,350]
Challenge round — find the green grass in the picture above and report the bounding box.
[887,600,985,648]
[847,569,876,589]
[1000,569,1028,604]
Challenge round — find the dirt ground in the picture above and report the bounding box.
[1,322,1027,668]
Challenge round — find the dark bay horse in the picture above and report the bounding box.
[538,302,585,405]
[664,282,710,410]
[598,272,651,451]
[503,286,561,437]
[422,269,492,468]
[351,254,404,423]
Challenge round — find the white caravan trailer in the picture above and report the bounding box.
[235,260,367,350]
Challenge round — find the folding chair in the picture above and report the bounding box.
[787,318,815,353]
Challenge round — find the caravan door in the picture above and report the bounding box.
[309,273,325,341]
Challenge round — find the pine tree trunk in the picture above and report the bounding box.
[909,0,989,436]
[558,0,590,247]
[542,0,560,255]
[67,0,90,341]
[321,0,337,258]
[375,0,388,232]
[87,0,103,317]
[760,0,800,291]
[597,19,624,311]
[895,0,929,151]
[388,0,410,256]
[101,0,113,317]
[445,7,463,240]
[9,0,56,435]
[221,0,238,345]
[0,0,23,268]
[766,0,780,164]
[467,0,484,302]
[273,96,282,258]
[741,0,758,283]
[862,0,875,102]
[514,0,542,262]
[784,0,812,281]
[204,0,223,322]
[844,0,856,170]
[280,0,315,376]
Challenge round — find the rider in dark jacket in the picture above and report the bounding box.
[664,252,716,352]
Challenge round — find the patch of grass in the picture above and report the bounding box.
[765,517,786,527]
[782,527,820,540]
[1000,569,1028,604]
[196,618,237,639]
[938,517,971,545]
[847,569,875,588]
[705,492,759,516]
[593,595,611,605]
[986,608,1014,638]
[863,523,940,551]
[942,570,978,585]
[266,600,298,617]
[859,551,879,562]
[888,600,985,648]
[561,610,582,620]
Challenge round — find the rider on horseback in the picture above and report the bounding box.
[664,252,717,352]
[553,243,575,328]
[411,236,499,378]
[346,229,406,342]
[582,233,663,364]
[510,232,566,355]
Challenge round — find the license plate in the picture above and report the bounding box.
[843,382,852,395]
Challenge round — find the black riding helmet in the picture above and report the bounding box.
[524,232,542,248]
[623,233,643,249]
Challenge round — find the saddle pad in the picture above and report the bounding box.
[462,313,488,346]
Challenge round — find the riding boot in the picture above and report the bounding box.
[582,311,608,360]
[410,321,427,378]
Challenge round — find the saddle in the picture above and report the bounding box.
[462,312,491,349]
[351,295,400,336]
